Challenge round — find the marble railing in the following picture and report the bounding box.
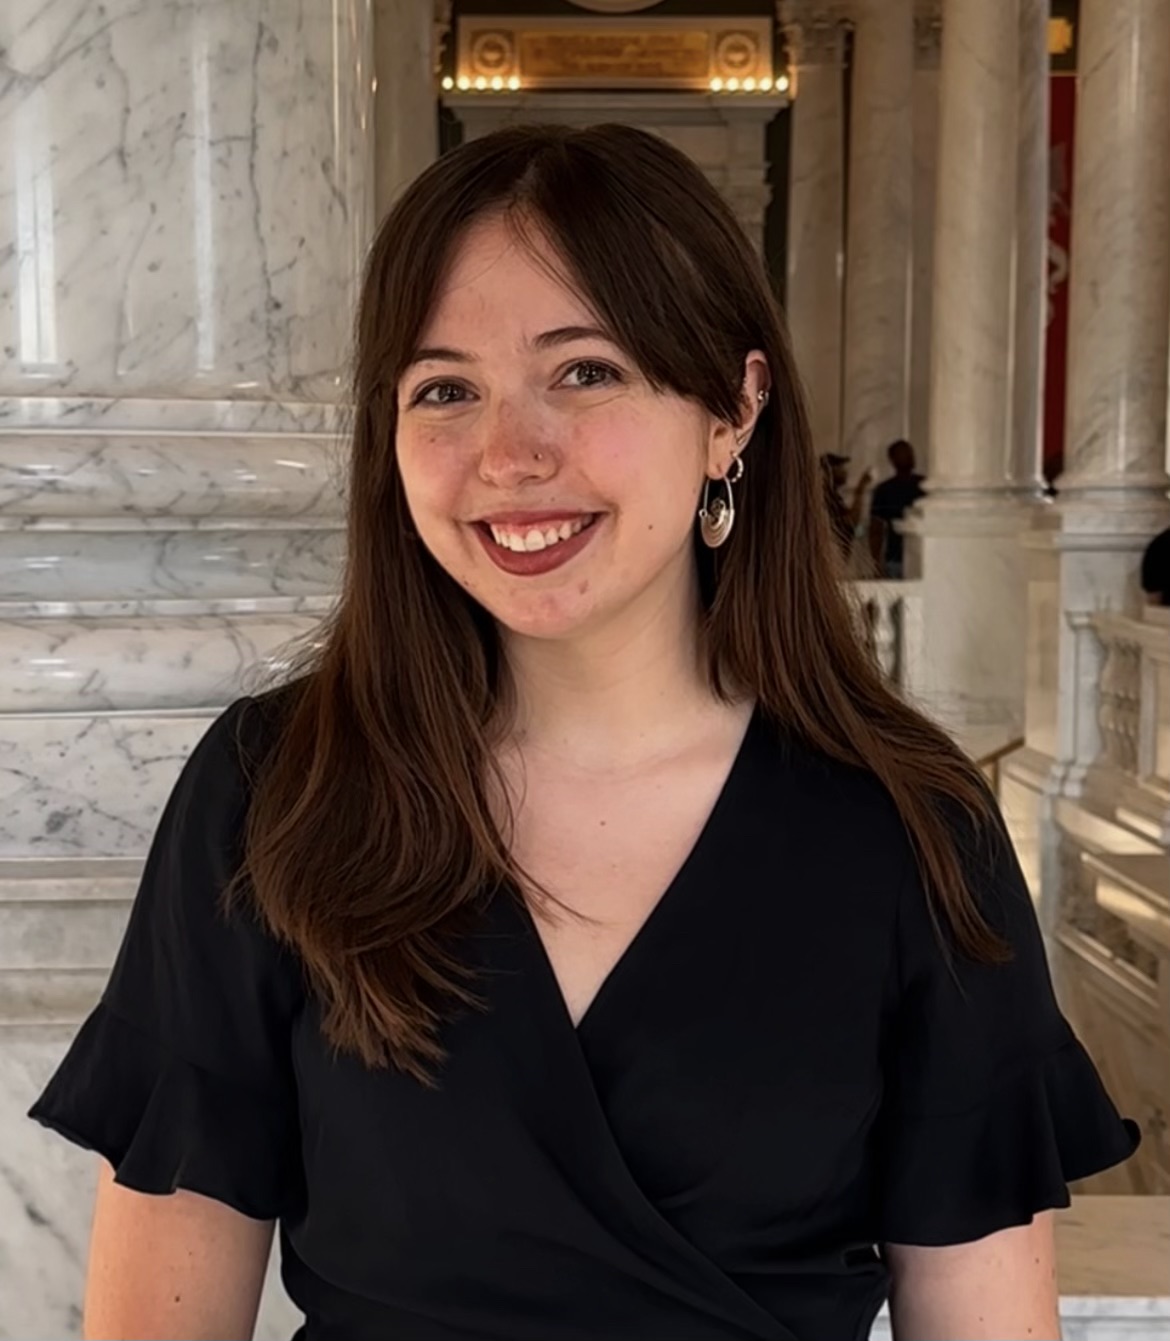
[849,579,925,697]
[1088,606,1170,844]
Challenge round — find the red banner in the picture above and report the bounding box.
[1045,75,1077,483]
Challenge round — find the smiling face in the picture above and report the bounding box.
[395,213,748,645]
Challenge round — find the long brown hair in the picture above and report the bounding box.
[230,123,1010,1086]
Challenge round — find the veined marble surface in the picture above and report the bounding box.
[0,395,345,436]
[0,435,345,522]
[0,0,373,403]
[0,614,326,712]
[0,711,222,858]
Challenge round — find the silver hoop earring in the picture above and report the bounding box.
[698,453,745,549]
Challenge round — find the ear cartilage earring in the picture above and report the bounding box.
[698,453,745,549]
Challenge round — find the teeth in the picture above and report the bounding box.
[488,516,592,552]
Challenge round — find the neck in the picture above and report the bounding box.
[498,563,738,772]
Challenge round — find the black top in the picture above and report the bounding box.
[869,474,926,566]
[30,696,1141,1341]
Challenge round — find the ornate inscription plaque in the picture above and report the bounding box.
[519,30,709,81]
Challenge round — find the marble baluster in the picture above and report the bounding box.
[0,1,374,1334]
[840,0,914,476]
[780,3,847,457]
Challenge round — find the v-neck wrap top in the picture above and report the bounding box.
[30,696,1141,1341]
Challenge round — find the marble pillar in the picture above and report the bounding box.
[841,0,914,476]
[0,1,373,1334]
[780,3,846,457]
[909,11,940,473]
[1009,0,1050,498]
[1045,0,1170,799]
[374,0,446,217]
[1060,0,1170,505]
[903,0,1043,735]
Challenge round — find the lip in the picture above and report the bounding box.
[472,513,603,578]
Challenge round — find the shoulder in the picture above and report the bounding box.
[751,719,917,901]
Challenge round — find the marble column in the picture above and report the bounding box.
[0,2,373,1335]
[1060,0,1170,505]
[780,2,846,457]
[374,0,446,217]
[903,0,1043,735]
[1044,0,1170,797]
[1009,0,1050,497]
[909,10,941,472]
[841,0,914,475]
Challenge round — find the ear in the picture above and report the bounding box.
[705,350,772,479]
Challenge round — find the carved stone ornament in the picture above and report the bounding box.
[434,0,453,77]
[777,1,847,67]
[914,9,942,67]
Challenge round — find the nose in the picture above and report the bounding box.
[476,399,555,488]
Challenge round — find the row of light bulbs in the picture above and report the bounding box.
[710,75,789,93]
[442,74,791,94]
[443,75,521,91]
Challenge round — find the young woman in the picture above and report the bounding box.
[31,123,1139,1341]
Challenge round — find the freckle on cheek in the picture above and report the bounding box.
[577,581,589,596]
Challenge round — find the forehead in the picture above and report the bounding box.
[420,216,595,339]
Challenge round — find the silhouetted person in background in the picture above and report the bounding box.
[1141,525,1170,605]
[868,440,925,579]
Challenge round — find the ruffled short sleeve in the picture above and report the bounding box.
[876,796,1142,1247]
[28,697,304,1221]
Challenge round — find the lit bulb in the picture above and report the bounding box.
[491,75,503,89]
[744,77,756,91]
[442,76,454,90]
[474,76,487,90]
[457,75,471,90]
[508,75,521,90]
[760,76,773,91]
[778,74,790,92]
[710,77,723,92]
[726,77,740,91]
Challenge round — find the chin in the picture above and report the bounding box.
[484,591,601,642]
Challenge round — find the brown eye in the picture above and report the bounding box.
[562,360,622,389]
[413,381,469,407]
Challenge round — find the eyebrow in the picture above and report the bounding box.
[404,325,619,370]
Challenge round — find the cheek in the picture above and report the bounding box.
[396,430,466,514]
